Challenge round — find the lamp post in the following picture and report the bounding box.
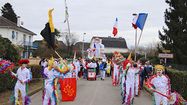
[82,33,86,58]
[133,13,138,61]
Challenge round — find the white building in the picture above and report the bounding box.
[0,16,36,58]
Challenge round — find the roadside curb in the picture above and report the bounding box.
[28,86,43,96]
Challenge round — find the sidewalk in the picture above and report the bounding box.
[0,80,43,105]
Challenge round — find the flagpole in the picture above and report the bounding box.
[64,0,71,37]
[133,13,138,61]
[134,29,137,61]
[137,30,143,47]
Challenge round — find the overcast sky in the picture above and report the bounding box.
[0,0,168,47]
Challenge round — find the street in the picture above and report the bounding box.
[30,77,152,105]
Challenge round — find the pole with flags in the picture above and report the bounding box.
[132,14,138,61]
[64,0,71,37]
[132,13,148,61]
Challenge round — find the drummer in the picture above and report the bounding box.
[147,65,171,105]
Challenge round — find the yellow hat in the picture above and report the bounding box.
[48,57,54,70]
[155,65,165,71]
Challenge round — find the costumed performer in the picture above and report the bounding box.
[10,59,32,105]
[147,65,171,105]
[43,57,66,105]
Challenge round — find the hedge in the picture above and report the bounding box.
[166,68,187,99]
[0,65,42,92]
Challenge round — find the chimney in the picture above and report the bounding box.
[17,16,21,27]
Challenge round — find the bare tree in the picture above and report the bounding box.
[61,32,78,57]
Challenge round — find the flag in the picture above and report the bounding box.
[132,13,148,30]
[112,18,118,36]
[48,8,55,32]
[40,23,56,49]
[132,15,138,29]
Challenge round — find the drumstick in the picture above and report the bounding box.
[151,89,170,99]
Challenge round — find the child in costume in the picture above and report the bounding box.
[10,59,32,105]
[147,65,170,105]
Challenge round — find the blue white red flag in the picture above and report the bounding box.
[132,13,148,30]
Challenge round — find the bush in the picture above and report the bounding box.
[170,64,187,71]
[0,65,42,92]
[167,68,187,99]
[28,65,42,79]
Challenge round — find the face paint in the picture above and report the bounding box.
[157,69,162,76]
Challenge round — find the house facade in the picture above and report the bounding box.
[0,16,36,58]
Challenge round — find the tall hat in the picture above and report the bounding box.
[48,57,54,70]
[18,59,29,65]
[155,65,165,71]
[48,57,54,66]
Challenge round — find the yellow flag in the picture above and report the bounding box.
[48,8,55,33]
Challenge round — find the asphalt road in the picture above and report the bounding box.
[30,77,152,105]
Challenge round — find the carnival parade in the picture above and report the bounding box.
[0,0,187,105]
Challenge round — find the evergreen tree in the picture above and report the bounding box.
[0,36,20,62]
[1,3,17,23]
[159,0,187,64]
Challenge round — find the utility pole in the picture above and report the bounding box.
[82,33,86,58]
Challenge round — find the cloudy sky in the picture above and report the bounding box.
[0,0,168,47]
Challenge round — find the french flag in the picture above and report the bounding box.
[132,13,148,30]
[112,18,118,36]
[132,15,138,29]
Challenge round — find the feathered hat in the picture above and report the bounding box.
[18,59,29,65]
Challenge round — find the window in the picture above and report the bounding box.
[23,34,26,45]
[16,32,18,40]
[12,31,15,39]
[29,36,31,46]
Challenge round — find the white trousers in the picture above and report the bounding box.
[125,82,135,104]
[43,85,56,105]
[154,92,168,105]
[14,82,26,105]
[113,69,119,84]
[101,70,106,79]
[135,74,140,95]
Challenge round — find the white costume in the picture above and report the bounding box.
[43,67,64,105]
[12,67,32,105]
[124,66,136,104]
[87,62,97,69]
[113,63,119,86]
[150,75,170,105]
[147,65,170,105]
